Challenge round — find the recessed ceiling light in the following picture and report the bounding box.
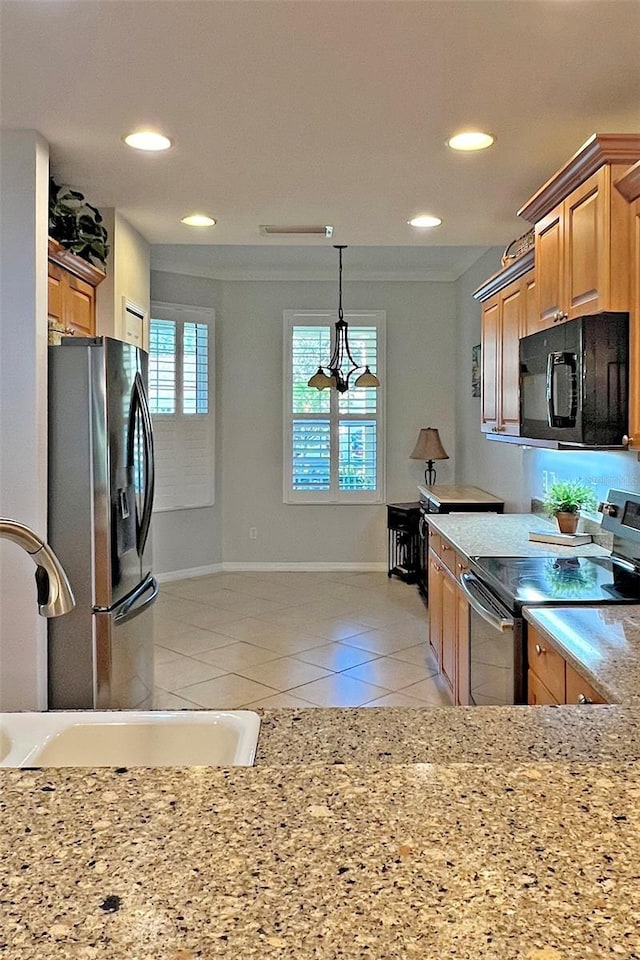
[407,215,442,228]
[181,214,216,227]
[123,130,173,151]
[446,131,495,152]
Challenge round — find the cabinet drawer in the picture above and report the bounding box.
[528,668,561,706]
[453,551,469,582]
[565,664,607,705]
[429,531,442,557]
[438,536,455,567]
[527,626,565,703]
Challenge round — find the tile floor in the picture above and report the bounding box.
[153,571,452,709]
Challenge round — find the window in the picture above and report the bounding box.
[149,302,214,511]
[283,310,385,503]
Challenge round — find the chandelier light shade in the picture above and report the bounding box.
[307,245,381,394]
[410,427,449,486]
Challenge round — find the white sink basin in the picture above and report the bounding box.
[0,710,260,767]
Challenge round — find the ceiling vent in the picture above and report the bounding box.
[259,224,333,238]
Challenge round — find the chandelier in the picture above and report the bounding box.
[307,245,380,394]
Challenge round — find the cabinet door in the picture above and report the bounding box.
[48,263,64,323]
[64,274,95,335]
[528,668,561,706]
[480,298,499,433]
[440,571,457,698]
[565,664,607,705]
[456,587,470,706]
[626,197,640,449]
[535,207,564,327]
[499,284,523,434]
[527,627,565,702]
[564,167,608,320]
[524,272,538,336]
[428,553,443,667]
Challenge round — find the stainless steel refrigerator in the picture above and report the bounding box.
[48,337,157,709]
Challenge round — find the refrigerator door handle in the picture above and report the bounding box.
[113,574,159,625]
[132,372,155,554]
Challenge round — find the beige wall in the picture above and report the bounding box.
[150,269,457,571]
[97,211,150,345]
[150,271,223,575]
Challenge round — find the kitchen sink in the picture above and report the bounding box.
[0,710,260,767]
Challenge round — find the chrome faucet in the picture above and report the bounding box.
[0,518,75,617]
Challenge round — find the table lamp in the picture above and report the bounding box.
[410,427,449,486]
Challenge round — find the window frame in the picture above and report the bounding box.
[283,309,386,505]
[149,300,215,512]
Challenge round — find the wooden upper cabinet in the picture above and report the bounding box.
[47,238,105,341]
[615,161,640,449]
[519,135,640,330]
[535,207,563,326]
[564,167,608,318]
[480,297,499,433]
[499,283,524,433]
[476,262,532,436]
[524,272,538,336]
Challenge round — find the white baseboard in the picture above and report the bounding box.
[156,562,223,584]
[157,560,386,581]
[222,561,387,573]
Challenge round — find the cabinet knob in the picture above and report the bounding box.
[534,643,546,656]
[577,693,593,705]
[457,562,465,570]
[623,435,632,446]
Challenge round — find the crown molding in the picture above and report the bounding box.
[615,159,640,203]
[518,133,640,224]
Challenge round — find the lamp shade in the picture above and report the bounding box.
[410,428,449,461]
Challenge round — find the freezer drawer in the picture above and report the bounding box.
[49,575,157,709]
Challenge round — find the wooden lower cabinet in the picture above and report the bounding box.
[528,669,560,706]
[565,664,607,705]
[428,545,471,705]
[528,624,607,705]
[440,572,457,698]
[428,552,443,667]
[456,588,470,707]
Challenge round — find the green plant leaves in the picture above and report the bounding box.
[49,177,109,269]
[542,479,597,516]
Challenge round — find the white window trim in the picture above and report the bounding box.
[150,300,215,512]
[283,309,386,505]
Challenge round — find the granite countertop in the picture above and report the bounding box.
[525,605,640,706]
[3,761,640,959]
[255,705,640,764]
[426,512,609,558]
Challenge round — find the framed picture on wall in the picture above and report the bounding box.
[471,344,481,397]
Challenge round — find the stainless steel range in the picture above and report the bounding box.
[459,489,640,705]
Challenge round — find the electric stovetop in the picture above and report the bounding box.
[469,554,640,611]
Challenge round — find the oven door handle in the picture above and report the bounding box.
[459,573,514,632]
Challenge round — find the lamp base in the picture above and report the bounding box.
[424,461,436,486]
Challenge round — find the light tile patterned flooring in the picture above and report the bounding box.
[153,571,452,709]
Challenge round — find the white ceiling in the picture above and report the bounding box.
[1,0,639,253]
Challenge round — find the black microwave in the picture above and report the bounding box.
[519,312,628,446]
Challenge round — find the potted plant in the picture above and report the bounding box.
[49,178,110,270]
[543,479,597,534]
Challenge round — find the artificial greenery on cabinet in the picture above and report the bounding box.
[49,178,110,270]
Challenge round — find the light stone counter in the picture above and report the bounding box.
[255,704,640,764]
[426,512,608,558]
[3,761,640,959]
[525,605,640,706]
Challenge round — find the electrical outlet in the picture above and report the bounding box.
[249,527,258,540]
